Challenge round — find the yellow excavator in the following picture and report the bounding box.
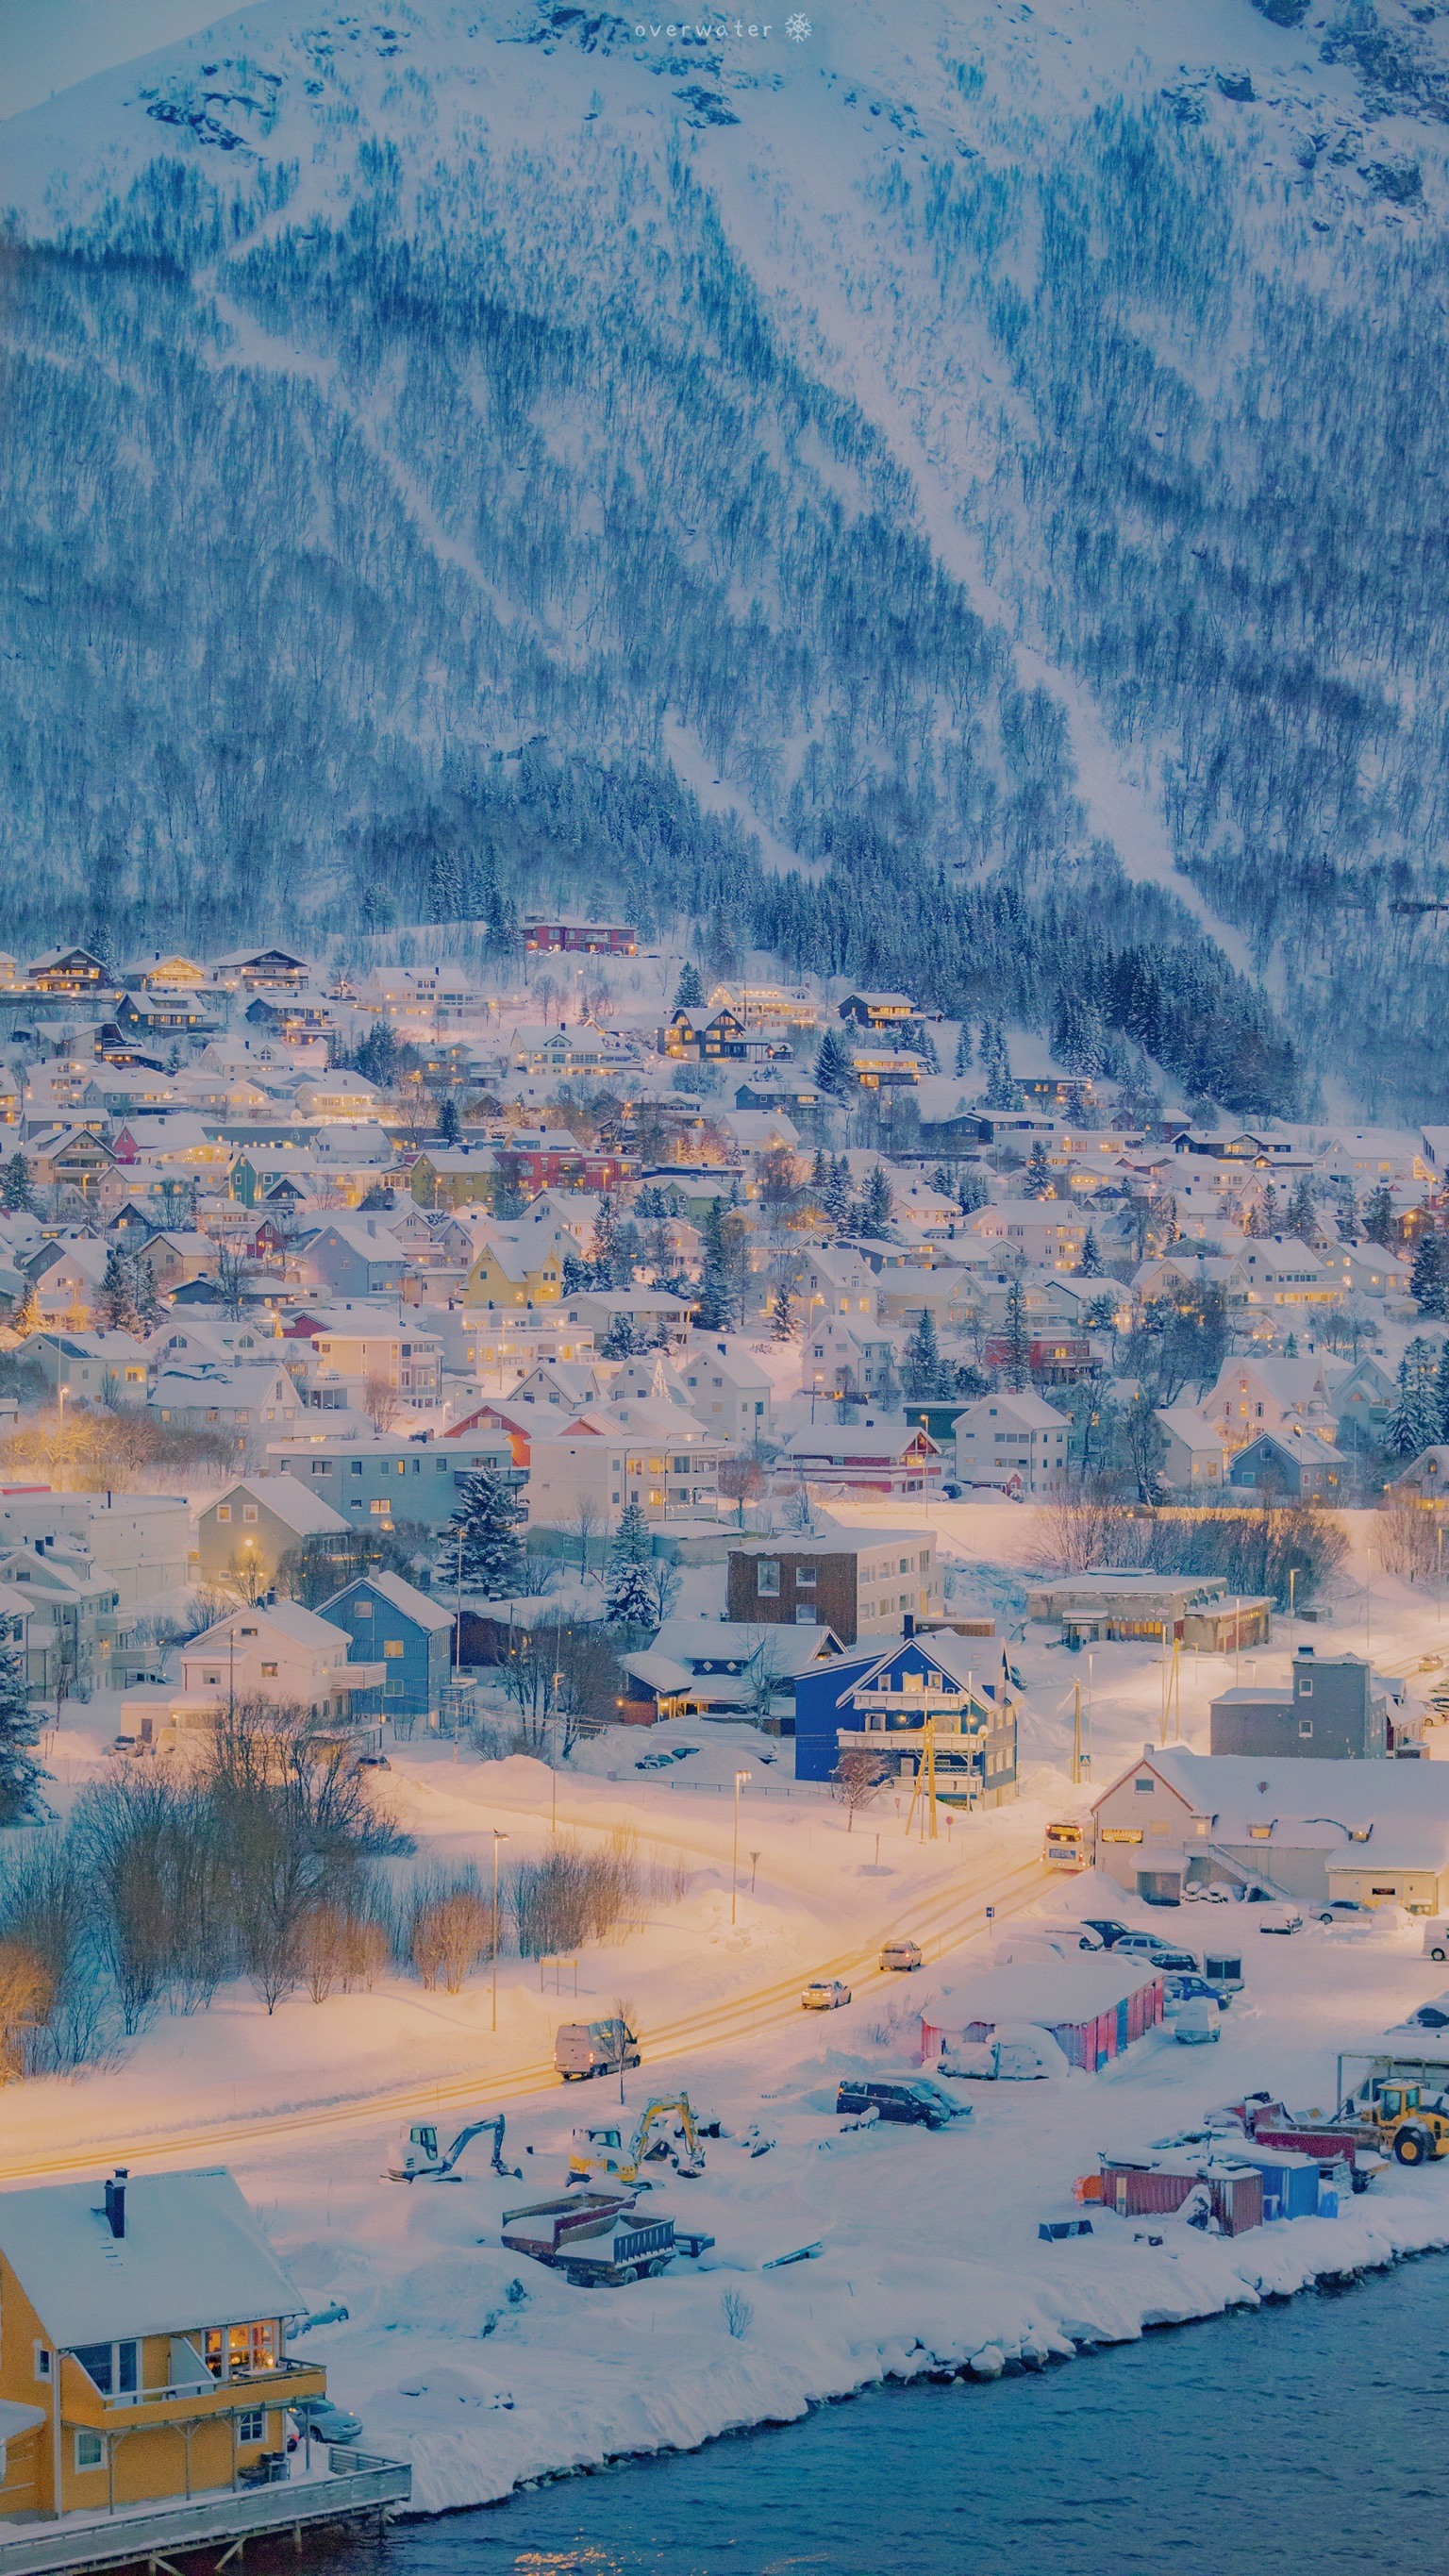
[567,2095,706,2186]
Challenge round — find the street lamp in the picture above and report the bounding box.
[731,1769,752,1926]
[491,1830,509,2033]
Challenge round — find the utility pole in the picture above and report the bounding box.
[731,1769,751,1925]
[1073,1680,1081,1787]
[491,1830,508,2034]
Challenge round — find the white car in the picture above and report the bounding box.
[1255,1904,1305,1936]
[1182,1883,1230,1905]
[802,1978,852,2011]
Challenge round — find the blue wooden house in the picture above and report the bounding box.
[1227,1430,1343,1501]
[321,1569,454,1731]
[794,1623,1019,1808]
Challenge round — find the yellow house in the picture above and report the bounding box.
[0,2167,330,2525]
[463,1235,563,1309]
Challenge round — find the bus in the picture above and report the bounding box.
[1043,1819,1091,1872]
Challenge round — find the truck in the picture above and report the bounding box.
[554,2017,641,2082]
[500,2190,677,2286]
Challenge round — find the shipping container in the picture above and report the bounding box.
[1203,1953,1243,1990]
[1229,2144,1320,2219]
[1101,2158,1264,2235]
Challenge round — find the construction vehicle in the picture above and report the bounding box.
[555,2017,641,2082]
[567,2095,706,2186]
[386,2115,522,2183]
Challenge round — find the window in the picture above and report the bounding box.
[1298,1716,1313,1738]
[758,1562,781,1598]
[260,1662,278,1678]
[795,1566,816,1591]
[384,1639,405,1659]
[74,2432,104,2473]
[34,2343,51,2383]
[371,1499,390,1514]
[899,1559,908,1575]
[237,2409,265,2445]
[1134,1775,1155,1794]
[217,1504,231,1524]
[75,2343,113,2393]
[794,1606,817,1626]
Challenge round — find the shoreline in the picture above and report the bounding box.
[372,2172,1449,2519]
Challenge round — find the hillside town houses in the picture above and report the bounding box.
[0,933,1442,1764]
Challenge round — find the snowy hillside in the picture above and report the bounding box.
[3,0,1449,1110]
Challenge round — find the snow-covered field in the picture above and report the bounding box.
[8,1544,1449,2513]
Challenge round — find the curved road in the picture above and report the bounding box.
[0,1790,1053,2183]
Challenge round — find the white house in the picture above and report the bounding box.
[954,1392,1070,1496]
[1091,1745,1449,1912]
[1155,1405,1225,1493]
[179,1601,383,1717]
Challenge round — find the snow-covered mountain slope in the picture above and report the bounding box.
[4,0,1449,1112]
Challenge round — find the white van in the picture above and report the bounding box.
[1423,1919,1449,1963]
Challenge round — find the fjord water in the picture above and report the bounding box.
[322,2254,1443,2576]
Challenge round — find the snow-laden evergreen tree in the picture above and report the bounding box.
[956,1169,990,1216]
[1001,1274,1032,1392]
[1023,1140,1052,1200]
[1435,1342,1449,1446]
[438,1092,461,1147]
[1412,1229,1447,1317]
[606,1503,657,1632]
[1363,1185,1397,1248]
[673,962,704,1012]
[814,1028,853,1098]
[0,1647,47,1824]
[98,1246,140,1332]
[1076,1227,1104,1277]
[1384,1352,1440,1461]
[860,1165,892,1236]
[590,1193,620,1287]
[770,1279,796,1341]
[0,1153,34,1215]
[1337,1183,1359,1243]
[448,1468,526,1597]
[1285,1176,1319,1245]
[902,1307,944,1401]
[953,1025,973,1076]
[824,1156,854,1231]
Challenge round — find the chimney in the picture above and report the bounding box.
[904,1613,915,1638]
[104,2169,127,2240]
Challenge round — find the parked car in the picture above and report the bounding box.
[291,2398,363,2444]
[1173,1997,1221,2047]
[1424,1918,1449,1963]
[1033,1921,1105,1952]
[835,2078,972,2130]
[1314,1899,1369,1925]
[1163,1972,1232,2013]
[1182,1882,1230,1905]
[1114,1933,1200,1973]
[1079,1918,1134,1949]
[555,2018,641,2081]
[802,1979,852,2011]
[1391,1999,1449,2031]
[879,1939,923,1972]
[1255,1905,1305,1936]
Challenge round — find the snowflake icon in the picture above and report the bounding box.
[784,11,811,37]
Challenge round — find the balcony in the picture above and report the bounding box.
[0,2450,410,2576]
[65,2353,325,2429]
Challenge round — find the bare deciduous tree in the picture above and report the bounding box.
[833,1745,889,1831]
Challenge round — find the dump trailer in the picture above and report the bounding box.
[1226,2097,1386,2194]
[555,2018,642,2082]
[500,2190,676,2286]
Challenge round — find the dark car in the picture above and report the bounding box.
[1079,1919,1134,1949]
[835,2079,972,2131]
